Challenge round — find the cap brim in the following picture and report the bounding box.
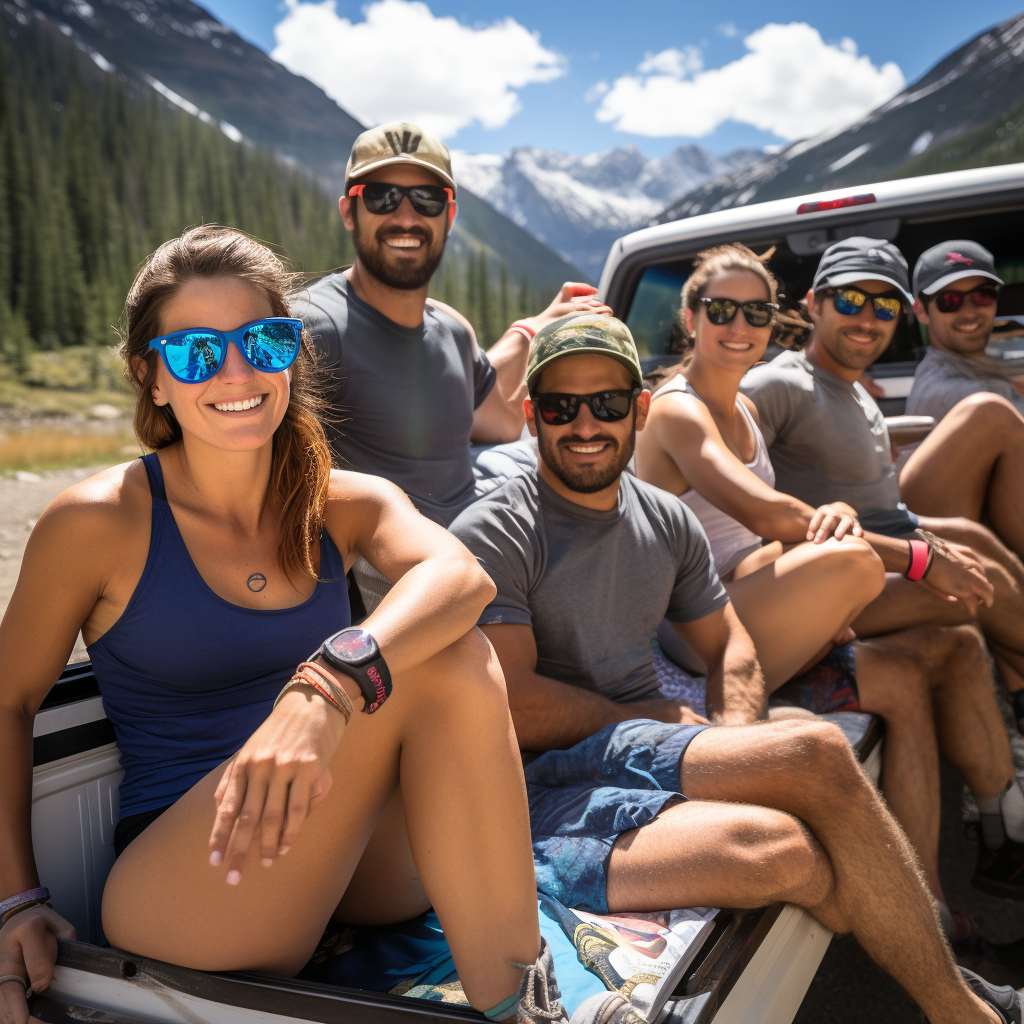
[921,269,1003,295]
[823,271,914,305]
[527,348,643,390]
[345,155,456,194]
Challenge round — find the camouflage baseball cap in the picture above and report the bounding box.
[527,313,644,392]
[344,121,456,195]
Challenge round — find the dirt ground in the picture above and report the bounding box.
[0,463,117,662]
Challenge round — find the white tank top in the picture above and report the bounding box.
[653,375,776,577]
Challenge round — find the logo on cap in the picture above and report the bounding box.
[384,129,421,156]
[944,252,974,266]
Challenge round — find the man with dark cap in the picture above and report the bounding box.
[294,122,606,516]
[906,240,1016,422]
[740,236,1024,837]
[898,242,1024,581]
[449,313,1021,1024]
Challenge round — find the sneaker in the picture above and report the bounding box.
[569,993,643,1024]
[971,830,1024,901]
[514,938,568,1024]
[951,912,1024,988]
[958,965,1022,1023]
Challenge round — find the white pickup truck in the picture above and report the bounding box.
[599,161,1024,414]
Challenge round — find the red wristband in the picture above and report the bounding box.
[905,539,930,581]
[510,320,536,341]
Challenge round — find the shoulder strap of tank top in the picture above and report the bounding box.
[141,452,167,501]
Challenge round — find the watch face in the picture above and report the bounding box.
[325,629,377,665]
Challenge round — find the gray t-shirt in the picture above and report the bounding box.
[906,347,1024,423]
[450,468,728,703]
[296,273,497,527]
[741,349,916,537]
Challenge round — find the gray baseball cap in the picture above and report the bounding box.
[812,237,913,305]
[913,240,1003,297]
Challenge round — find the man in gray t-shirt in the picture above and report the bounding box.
[295,120,607,529]
[743,347,916,538]
[453,466,726,704]
[898,240,1024,576]
[447,316,1015,1020]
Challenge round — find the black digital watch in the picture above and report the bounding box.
[317,627,392,713]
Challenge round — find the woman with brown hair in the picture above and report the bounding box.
[635,244,885,687]
[0,226,563,1024]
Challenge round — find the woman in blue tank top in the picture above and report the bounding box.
[0,226,563,1024]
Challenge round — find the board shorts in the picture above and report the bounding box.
[524,719,710,914]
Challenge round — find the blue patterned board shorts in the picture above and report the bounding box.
[524,719,710,914]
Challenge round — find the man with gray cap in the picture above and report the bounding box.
[742,237,1024,727]
[296,121,606,537]
[450,313,1021,1024]
[898,242,1024,586]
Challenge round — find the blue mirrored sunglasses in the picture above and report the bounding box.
[147,318,302,384]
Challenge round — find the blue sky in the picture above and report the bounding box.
[200,0,1024,157]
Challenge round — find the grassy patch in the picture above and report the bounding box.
[0,429,141,474]
[0,347,134,417]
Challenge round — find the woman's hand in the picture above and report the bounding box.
[0,906,77,1024]
[208,683,346,884]
[920,538,994,614]
[806,503,863,543]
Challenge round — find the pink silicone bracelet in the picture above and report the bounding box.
[510,320,536,341]
[906,539,930,581]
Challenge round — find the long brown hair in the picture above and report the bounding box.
[119,225,332,582]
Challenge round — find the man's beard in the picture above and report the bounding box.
[352,218,446,290]
[536,416,636,494]
[819,325,892,371]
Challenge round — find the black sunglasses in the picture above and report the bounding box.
[348,182,454,218]
[824,287,904,322]
[532,388,641,426]
[699,297,778,328]
[932,284,1000,314]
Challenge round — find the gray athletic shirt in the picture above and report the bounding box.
[450,468,728,703]
[741,349,917,537]
[296,273,497,527]
[906,347,1024,423]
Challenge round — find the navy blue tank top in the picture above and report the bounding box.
[88,453,351,817]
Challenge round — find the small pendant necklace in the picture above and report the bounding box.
[247,573,267,593]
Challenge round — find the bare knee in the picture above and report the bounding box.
[823,535,885,602]
[952,392,1024,435]
[410,628,509,711]
[769,720,871,806]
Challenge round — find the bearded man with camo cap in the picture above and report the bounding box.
[295,121,606,607]
[449,312,1020,1024]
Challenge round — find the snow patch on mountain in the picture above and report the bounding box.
[451,144,760,277]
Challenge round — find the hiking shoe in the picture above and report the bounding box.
[514,938,568,1024]
[971,830,1024,901]
[958,965,1021,1023]
[568,993,643,1024]
[951,911,1024,988]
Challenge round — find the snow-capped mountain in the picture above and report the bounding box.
[452,145,760,279]
[658,11,1024,223]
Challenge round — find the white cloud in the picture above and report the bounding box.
[270,0,563,139]
[595,22,905,141]
[584,80,609,103]
[636,46,702,77]
[717,21,739,38]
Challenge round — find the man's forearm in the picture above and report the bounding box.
[864,530,914,573]
[487,329,531,401]
[509,669,629,750]
[704,644,765,726]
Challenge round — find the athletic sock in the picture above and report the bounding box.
[976,789,1006,850]
[938,900,956,940]
[1001,778,1024,843]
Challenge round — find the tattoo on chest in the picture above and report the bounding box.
[247,573,267,593]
